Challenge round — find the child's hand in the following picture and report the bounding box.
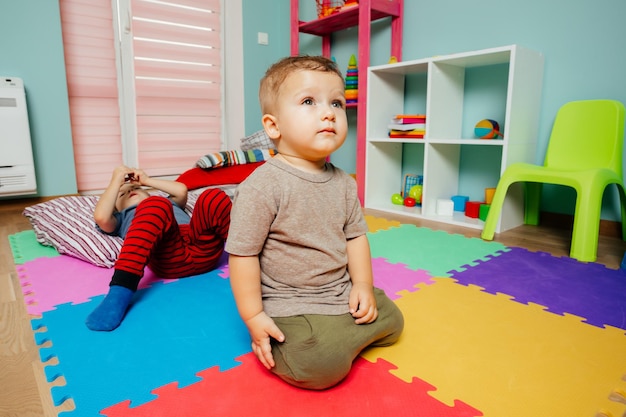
[125,168,150,185]
[349,282,378,324]
[111,165,133,186]
[244,311,285,369]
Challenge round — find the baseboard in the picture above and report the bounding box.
[0,195,79,212]
[541,211,622,238]
[2,196,622,239]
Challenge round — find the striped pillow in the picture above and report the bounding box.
[196,148,277,169]
[22,186,237,268]
[23,196,122,268]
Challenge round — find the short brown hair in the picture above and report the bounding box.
[259,55,344,114]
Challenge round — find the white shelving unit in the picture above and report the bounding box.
[364,45,544,232]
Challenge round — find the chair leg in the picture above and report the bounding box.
[618,184,626,241]
[481,179,512,241]
[569,186,603,263]
[524,182,542,226]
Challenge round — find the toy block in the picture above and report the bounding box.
[479,204,491,221]
[484,187,496,205]
[436,199,454,216]
[465,201,482,218]
[451,195,469,212]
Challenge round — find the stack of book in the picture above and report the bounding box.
[388,114,426,139]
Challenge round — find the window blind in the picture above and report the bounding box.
[60,0,223,191]
[60,0,122,191]
[129,0,222,176]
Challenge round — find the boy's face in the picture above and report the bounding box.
[267,69,347,162]
[115,183,150,212]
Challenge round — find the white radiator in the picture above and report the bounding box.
[0,77,37,197]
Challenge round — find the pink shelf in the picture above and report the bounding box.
[298,2,401,36]
[291,0,403,203]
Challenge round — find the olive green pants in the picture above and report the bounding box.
[270,288,404,390]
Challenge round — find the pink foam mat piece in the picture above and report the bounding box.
[16,256,165,316]
[372,257,434,300]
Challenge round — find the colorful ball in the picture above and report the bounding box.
[408,185,422,203]
[391,193,404,205]
[474,119,502,139]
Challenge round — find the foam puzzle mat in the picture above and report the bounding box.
[9,219,626,417]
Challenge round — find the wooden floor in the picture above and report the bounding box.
[1,199,624,417]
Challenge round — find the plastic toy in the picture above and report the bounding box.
[402,174,422,197]
[391,193,404,205]
[342,0,358,10]
[345,54,358,104]
[403,197,416,207]
[479,204,491,221]
[408,185,422,204]
[465,201,482,218]
[451,195,469,212]
[474,119,502,139]
[316,0,343,18]
[484,187,496,205]
[436,199,454,216]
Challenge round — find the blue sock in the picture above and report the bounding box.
[85,285,135,331]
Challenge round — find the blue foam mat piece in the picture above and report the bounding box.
[32,270,251,416]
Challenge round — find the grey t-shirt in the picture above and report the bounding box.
[225,158,367,317]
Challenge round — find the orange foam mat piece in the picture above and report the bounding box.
[365,215,401,232]
[362,278,626,417]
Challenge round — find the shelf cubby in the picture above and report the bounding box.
[364,45,544,232]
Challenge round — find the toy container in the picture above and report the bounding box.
[315,0,345,18]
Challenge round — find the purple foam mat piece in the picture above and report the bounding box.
[449,247,626,330]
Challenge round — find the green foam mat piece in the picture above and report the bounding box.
[9,230,59,264]
[368,224,509,277]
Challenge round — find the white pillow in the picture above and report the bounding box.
[22,186,237,268]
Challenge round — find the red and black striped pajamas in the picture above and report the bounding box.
[111,187,231,290]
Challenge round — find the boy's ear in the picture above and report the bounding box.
[262,114,280,140]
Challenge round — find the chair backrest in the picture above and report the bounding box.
[544,99,625,179]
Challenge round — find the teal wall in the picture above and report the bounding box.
[242,0,626,222]
[1,1,625,222]
[241,1,291,136]
[0,0,77,197]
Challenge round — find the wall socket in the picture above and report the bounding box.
[257,32,269,45]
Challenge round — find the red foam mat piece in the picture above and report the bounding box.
[102,353,482,417]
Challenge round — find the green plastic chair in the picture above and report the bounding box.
[481,99,626,262]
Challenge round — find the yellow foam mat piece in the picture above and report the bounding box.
[362,278,626,417]
[365,215,401,232]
